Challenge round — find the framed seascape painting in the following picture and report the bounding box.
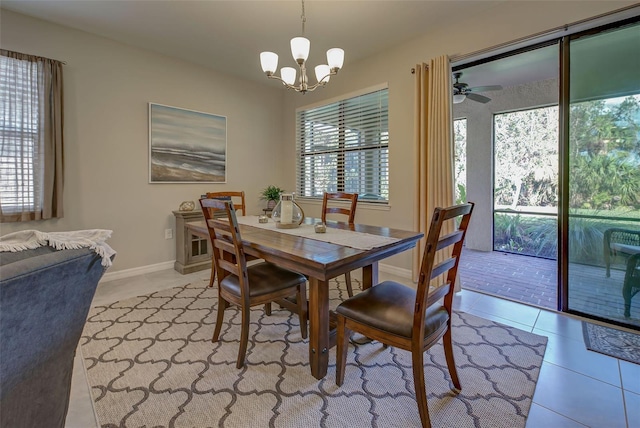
[149,103,227,183]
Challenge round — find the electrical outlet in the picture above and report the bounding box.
[165,229,173,239]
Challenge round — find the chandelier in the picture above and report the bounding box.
[259,0,344,94]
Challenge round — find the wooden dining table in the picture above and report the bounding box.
[188,216,423,380]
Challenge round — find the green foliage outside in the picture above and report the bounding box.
[456,95,640,264]
[454,119,467,205]
[569,96,640,211]
[493,210,638,264]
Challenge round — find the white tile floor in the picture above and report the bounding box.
[66,269,639,428]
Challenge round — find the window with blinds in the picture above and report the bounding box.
[0,54,40,214]
[295,87,389,203]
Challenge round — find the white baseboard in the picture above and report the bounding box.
[379,263,412,280]
[101,260,175,283]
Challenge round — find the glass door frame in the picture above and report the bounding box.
[558,15,640,328]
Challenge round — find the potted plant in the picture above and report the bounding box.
[261,185,284,210]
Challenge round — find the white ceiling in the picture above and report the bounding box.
[1,0,505,85]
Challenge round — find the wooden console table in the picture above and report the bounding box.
[173,210,211,274]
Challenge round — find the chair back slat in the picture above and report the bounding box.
[413,202,474,341]
[206,191,246,216]
[430,257,456,280]
[436,230,464,251]
[213,236,237,257]
[438,203,473,221]
[200,198,249,292]
[322,192,358,224]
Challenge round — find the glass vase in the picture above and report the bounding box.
[271,193,304,228]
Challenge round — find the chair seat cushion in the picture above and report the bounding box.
[336,281,449,339]
[220,262,306,298]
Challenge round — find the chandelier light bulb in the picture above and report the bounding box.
[281,67,297,86]
[290,37,310,63]
[260,52,278,74]
[327,48,344,70]
[315,65,330,83]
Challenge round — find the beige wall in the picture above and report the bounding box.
[1,2,635,277]
[0,10,286,272]
[282,1,636,273]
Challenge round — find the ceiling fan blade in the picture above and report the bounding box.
[466,92,492,103]
[468,85,503,92]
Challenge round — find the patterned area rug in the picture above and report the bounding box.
[582,321,640,365]
[80,279,548,427]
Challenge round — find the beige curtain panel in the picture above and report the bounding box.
[413,55,459,290]
[0,50,64,222]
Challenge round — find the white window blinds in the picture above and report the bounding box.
[0,50,64,222]
[0,54,40,215]
[295,87,389,202]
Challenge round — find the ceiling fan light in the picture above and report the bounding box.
[453,94,466,104]
[326,48,344,70]
[260,52,278,74]
[290,37,310,63]
[281,67,297,85]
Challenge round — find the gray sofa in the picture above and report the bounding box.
[0,246,113,428]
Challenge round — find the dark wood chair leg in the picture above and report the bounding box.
[411,351,432,428]
[264,303,272,316]
[335,317,350,386]
[297,285,308,339]
[208,262,216,287]
[344,271,354,298]
[443,328,461,390]
[236,306,250,369]
[212,298,227,342]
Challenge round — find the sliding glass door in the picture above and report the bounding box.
[565,21,640,328]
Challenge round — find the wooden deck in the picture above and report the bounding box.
[459,248,640,328]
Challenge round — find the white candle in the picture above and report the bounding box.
[281,199,293,224]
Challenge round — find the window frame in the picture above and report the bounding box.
[0,53,41,216]
[0,49,64,222]
[295,84,389,204]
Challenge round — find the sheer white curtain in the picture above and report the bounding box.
[413,55,459,290]
[0,50,63,222]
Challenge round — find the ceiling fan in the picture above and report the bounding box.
[452,72,503,104]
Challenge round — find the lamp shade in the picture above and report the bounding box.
[281,67,297,85]
[327,48,344,70]
[453,94,466,104]
[260,52,278,74]
[290,37,310,62]
[315,65,330,83]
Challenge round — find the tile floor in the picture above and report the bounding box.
[66,269,640,428]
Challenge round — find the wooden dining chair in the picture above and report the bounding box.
[199,198,308,369]
[206,191,246,215]
[322,192,359,297]
[335,202,474,428]
[204,191,246,287]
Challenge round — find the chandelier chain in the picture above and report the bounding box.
[301,0,306,35]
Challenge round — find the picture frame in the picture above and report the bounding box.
[149,103,227,183]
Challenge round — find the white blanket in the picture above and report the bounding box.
[0,229,116,267]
